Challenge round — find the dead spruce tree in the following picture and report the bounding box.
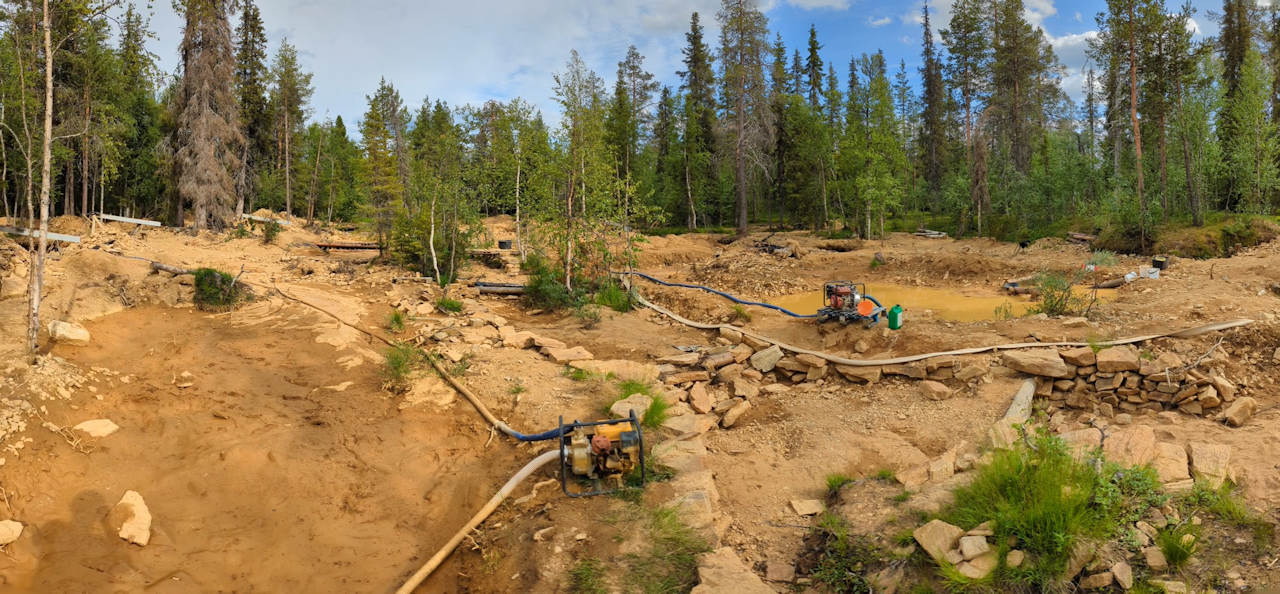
[171,0,243,231]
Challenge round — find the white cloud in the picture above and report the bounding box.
[1186,17,1202,36]
[1023,0,1057,28]
[868,16,892,27]
[786,0,852,8]
[139,0,725,125]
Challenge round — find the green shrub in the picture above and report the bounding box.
[807,512,882,592]
[523,252,585,310]
[730,304,752,323]
[192,268,248,311]
[595,280,635,313]
[942,432,1165,589]
[641,397,669,430]
[230,224,251,239]
[575,304,603,329]
[1087,250,1119,267]
[1030,271,1086,317]
[436,297,463,313]
[382,344,420,392]
[386,310,406,333]
[261,219,283,244]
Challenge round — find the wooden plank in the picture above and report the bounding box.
[98,213,162,227]
[243,214,292,225]
[0,225,81,243]
[315,241,379,251]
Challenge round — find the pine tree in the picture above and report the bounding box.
[234,0,269,214]
[717,0,770,235]
[269,40,313,215]
[804,24,823,108]
[361,78,403,250]
[942,0,991,233]
[678,12,716,229]
[919,2,947,207]
[172,0,244,231]
[1223,48,1278,213]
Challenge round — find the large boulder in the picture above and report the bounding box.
[543,346,594,364]
[1152,442,1191,484]
[748,345,783,372]
[1102,425,1156,467]
[1223,397,1258,427]
[1001,350,1075,379]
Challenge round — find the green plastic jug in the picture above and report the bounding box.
[888,305,904,330]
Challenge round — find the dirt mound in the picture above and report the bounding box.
[686,252,809,299]
[48,216,89,236]
[636,233,719,268]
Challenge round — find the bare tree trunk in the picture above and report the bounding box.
[734,90,747,235]
[1128,3,1145,249]
[514,156,524,260]
[28,0,54,353]
[428,179,441,282]
[235,144,248,218]
[81,102,90,216]
[1158,113,1168,220]
[305,130,324,224]
[683,145,696,229]
[326,156,335,224]
[284,111,292,215]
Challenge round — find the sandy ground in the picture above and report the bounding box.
[0,215,1278,591]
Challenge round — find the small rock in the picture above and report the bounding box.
[958,535,990,560]
[47,320,91,345]
[1002,350,1075,379]
[1111,560,1133,590]
[721,399,752,428]
[1060,347,1096,366]
[1079,571,1114,590]
[1149,580,1187,594]
[176,371,195,389]
[748,346,783,373]
[957,550,998,579]
[610,394,653,420]
[109,490,151,546]
[1143,546,1168,571]
[790,499,824,516]
[543,346,594,364]
[0,520,22,545]
[1223,397,1258,427]
[913,519,965,563]
[1096,345,1141,372]
[920,380,953,401]
[688,383,713,414]
[966,521,994,537]
[72,419,119,438]
[1006,550,1025,568]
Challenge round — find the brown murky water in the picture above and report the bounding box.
[771,284,1112,322]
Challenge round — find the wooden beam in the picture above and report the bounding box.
[0,225,80,243]
[243,214,292,225]
[98,213,162,227]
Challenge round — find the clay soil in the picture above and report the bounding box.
[0,217,1278,592]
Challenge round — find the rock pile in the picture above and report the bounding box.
[1002,345,1247,422]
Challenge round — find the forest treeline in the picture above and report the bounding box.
[4,0,1280,272]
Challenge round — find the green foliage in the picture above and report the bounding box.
[873,469,896,482]
[826,473,856,495]
[994,301,1016,320]
[522,252,586,310]
[807,512,882,592]
[1156,522,1199,569]
[230,224,251,239]
[260,219,282,244]
[595,281,634,313]
[641,397,669,430]
[1181,480,1275,549]
[730,304,753,323]
[1029,271,1086,317]
[624,507,712,593]
[435,297,463,313]
[382,344,420,392]
[508,380,526,395]
[192,268,248,311]
[575,304,603,329]
[385,310,406,333]
[1087,250,1118,267]
[568,557,607,594]
[942,432,1166,589]
[565,367,599,382]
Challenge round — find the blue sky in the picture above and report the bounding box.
[136,0,1221,130]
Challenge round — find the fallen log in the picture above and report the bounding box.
[150,261,190,275]
[316,241,379,251]
[1093,277,1126,289]
[476,285,525,295]
[1067,232,1097,244]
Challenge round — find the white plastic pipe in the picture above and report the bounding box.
[395,449,562,594]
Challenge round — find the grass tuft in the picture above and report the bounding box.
[624,507,711,593]
[386,310,406,333]
[1156,522,1199,569]
[730,304,753,323]
[826,473,856,495]
[595,281,635,313]
[806,512,882,592]
[382,343,420,393]
[436,297,464,313]
[569,557,607,594]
